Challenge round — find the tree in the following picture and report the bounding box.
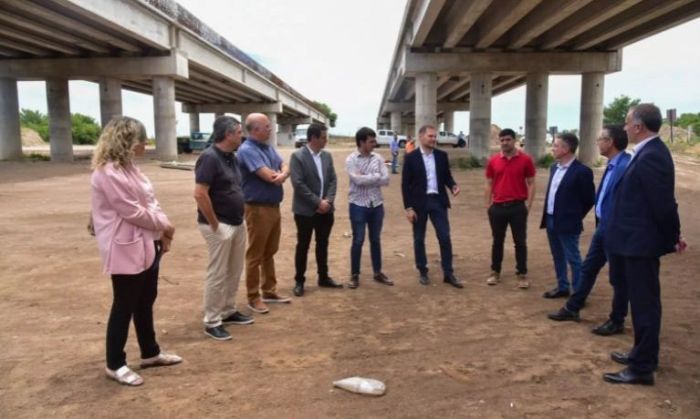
[19,108,102,144]
[19,109,49,141]
[603,95,641,125]
[676,112,700,136]
[312,101,338,128]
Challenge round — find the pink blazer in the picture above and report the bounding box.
[91,162,170,275]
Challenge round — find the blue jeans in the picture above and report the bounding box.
[350,203,384,275]
[565,226,629,324]
[545,215,582,292]
[391,153,398,173]
[413,195,453,275]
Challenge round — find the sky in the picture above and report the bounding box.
[15,0,700,137]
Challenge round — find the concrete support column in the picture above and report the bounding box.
[0,78,22,160]
[444,111,455,133]
[579,72,604,166]
[189,112,200,133]
[415,73,437,136]
[266,112,278,147]
[390,111,402,134]
[46,78,73,162]
[524,72,549,161]
[278,123,293,146]
[469,72,492,161]
[99,78,122,128]
[152,76,177,161]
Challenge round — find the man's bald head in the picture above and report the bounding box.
[245,113,271,142]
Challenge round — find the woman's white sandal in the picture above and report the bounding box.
[140,352,183,369]
[105,366,144,386]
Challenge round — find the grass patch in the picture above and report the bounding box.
[23,153,50,162]
[537,154,555,168]
[450,155,483,170]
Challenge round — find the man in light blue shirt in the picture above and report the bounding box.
[390,134,400,174]
[548,125,631,335]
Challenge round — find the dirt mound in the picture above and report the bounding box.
[21,127,46,146]
[659,124,691,142]
[489,124,502,147]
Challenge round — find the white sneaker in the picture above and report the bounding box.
[486,271,500,285]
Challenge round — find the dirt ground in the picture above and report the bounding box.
[1,145,699,418]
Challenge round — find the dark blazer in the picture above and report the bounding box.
[606,138,680,257]
[290,146,337,216]
[540,159,595,234]
[401,147,456,212]
[596,151,631,230]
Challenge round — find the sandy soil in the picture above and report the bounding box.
[1,146,698,418]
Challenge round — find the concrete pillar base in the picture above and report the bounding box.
[153,76,178,161]
[469,72,492,161]
[524,72,548,161]
[189,112,200,133]
[47,78,73,162]
[390,111,403,134]
[99,78,122,128]
[579,72,604,166]
[444,111,455,133]
[0,78,22,160]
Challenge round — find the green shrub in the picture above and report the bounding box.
[537,154,555,168]
[19,109,102,145]
[24,152,50,161]
[450,155,483,170]
[20,109,49,141]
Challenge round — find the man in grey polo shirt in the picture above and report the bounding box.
[194,116,254,341]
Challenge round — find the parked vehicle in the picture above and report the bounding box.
[438,131,466,148]
[189,131,212,151]
[294,125,309,148]
[376,129,407,148]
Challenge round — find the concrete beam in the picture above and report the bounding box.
[0,78,22,160]
[508,0,594,49]
[411,0,448,47]
[443,0,493,48]
[579,72,604,166]
[469,72,492,161]
[182,102,283,115]
[153,76,178,161]
[46,78,73,162]
[0,52,189,80]
[604,2,700,49]
[475,0,540,49]
[404,51,622,75]
[99,78,122,128]
[278,116,312,125]
[538,0,640,50]
[0,26,82,56]
[524,73,548,160]
[384,101,470,113]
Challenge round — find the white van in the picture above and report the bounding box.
[376,129,407,148]
[294,125,309,148]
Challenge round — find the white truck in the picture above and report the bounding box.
[294,125,309,148]
[437,131,466,148]
[375,129,407,148]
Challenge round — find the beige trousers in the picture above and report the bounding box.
[198,222,247,328]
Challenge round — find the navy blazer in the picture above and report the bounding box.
[595,151,631,230]
[540,159,595,234]
[401,147,456,212]
[606,138,680,257]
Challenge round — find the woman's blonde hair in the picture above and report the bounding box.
[92,116,147,169]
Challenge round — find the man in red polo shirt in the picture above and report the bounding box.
[484,128,536,289]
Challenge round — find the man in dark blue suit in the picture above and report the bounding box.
[401,125,462,288]
[540,133,595,299]
[548,125,631,335]
[603,104,686,386]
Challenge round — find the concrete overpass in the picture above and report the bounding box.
[0,0,329,162]
[378,0,700,164]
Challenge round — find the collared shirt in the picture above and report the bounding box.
[485,150,536,203]
[420,146,438,194]
[307,145,324,198]
[631,134,657,161]
[236,138,284,204]
[346,150,390,207]
[195,145,245,226]
[546,156,575,215]
[390,138,399,155]
[595,151,626,219]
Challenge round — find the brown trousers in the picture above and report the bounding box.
[244,204,281,302]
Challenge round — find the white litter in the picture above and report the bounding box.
[333,377,386,396]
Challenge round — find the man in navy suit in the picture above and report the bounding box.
[548,125,631,335]
[401,125,462,288]
[602,104,686,386]
[540,133,595,298]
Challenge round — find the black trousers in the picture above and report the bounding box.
[487,201,528,274]
[294,212,334,283]
[106,243,161,370]
[608,253,661,374]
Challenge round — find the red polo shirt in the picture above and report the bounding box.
[485,151,536,203]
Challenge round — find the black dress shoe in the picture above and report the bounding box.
[592,320,624,336]
[419,272,430,286]
[373,272,394,286]
[542,287,570,299]
[348,274,359,289]
[547,307,580,322]
[443,274,464,289]
[293,283,304,297]
[318,277,343,288]
[603,367,654,386]
[610,351,630,365]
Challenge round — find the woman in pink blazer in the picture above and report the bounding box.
[91,116,182,386]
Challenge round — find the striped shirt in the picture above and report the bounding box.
[345,151,390,207]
